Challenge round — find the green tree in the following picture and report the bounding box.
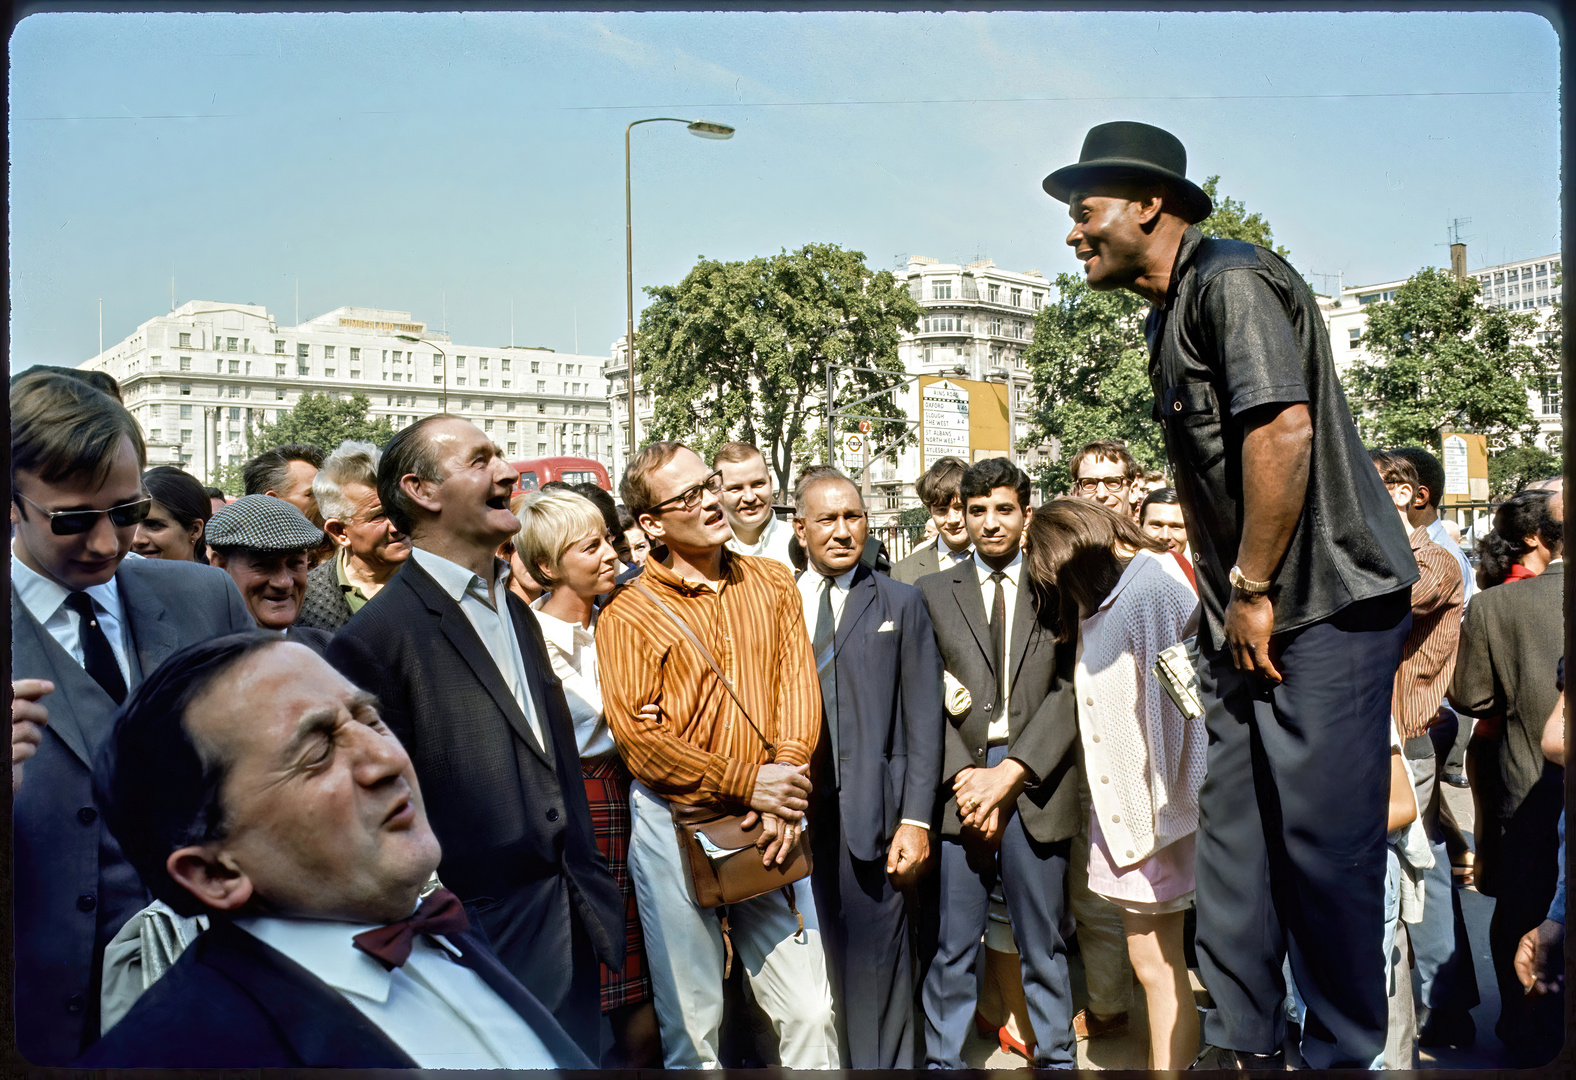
[1488,443,1560,498]
[1196,175,1290,259]
[1021,273,1164,494]
[253,392,396,456]
[1347,268,1541,449]
[639,243,922,494]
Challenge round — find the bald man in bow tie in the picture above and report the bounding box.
[77,632,589,1070]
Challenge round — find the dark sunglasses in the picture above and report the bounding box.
[646,470,723,516]
[15,493,153,535]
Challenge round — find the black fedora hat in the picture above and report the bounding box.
[1043,121,1213,224]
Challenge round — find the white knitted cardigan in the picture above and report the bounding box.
[1074,549,1205,869]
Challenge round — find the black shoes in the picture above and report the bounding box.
[1191,1043,1286,1070]
[1417,1005,1477,1048]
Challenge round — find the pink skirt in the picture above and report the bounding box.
[1087,810,1196,906]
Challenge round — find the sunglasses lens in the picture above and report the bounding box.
[108,501,152,527]
[49,512,99,536]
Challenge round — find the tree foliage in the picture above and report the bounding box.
[1196,175,1290,260]
[1346,268,1542,449]
[639,243,921,494]
[1488,443,1560,498]
[252,392,395,456]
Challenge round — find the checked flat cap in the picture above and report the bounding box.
[205,494,325,552]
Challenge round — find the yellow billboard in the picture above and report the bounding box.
[918,375,1010,465]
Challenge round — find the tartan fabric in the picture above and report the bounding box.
[582,755,651,1011]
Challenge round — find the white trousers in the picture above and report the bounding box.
[628,779,840,1069]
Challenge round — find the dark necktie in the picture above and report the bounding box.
[812,577,839,786]
[988,570,1007,709]
[352,888,472,969]
[64,592,127,704]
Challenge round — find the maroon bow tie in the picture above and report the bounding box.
[352,888,471,969]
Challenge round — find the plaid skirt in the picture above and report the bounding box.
[583,755,652,1011]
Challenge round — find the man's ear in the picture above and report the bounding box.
[323,518,352,549]
[208,549,228,569]
[167,845,253,912]
[401,473,442,517]
[1133,189,1166,228]
[638,511,665,542]
[792,516,807,546]
[1412,485,1431,511]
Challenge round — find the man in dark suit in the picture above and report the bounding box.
[892,456,972,586]
[324,415,623,1059]
[78,633,590,1068]
[791,466,943,1069]
[917,457,1081,1068]
[9,372,254,1065]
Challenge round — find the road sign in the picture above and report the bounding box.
[857,419,872,434]
[922,379,970,469]
[842,433,864,456]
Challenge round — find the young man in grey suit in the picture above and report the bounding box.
[9,372,254,1064]
[917,457,1081,1069]
[793,466,944,1069]
[892,456,972,586]
[324,415,624,1061]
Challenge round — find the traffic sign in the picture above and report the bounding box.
[857,419,872,434]
[842,433,864,456]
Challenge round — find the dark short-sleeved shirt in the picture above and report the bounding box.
[1145,226,1417,651]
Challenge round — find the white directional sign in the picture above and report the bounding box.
[922,379,970,469]
[1442,434,1469,496]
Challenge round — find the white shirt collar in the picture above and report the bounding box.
[529,594,595,653]
[727,512,784,556]
[972,549,1021,588]
[812,564,858,590]
[235,914,462,1006]
[411,546,509,605]
[10,549,124,626]
[936,538,972,561]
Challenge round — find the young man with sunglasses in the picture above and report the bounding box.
[9,372,253,1065]
[597,441,838,1068]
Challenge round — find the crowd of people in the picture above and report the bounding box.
[9,120,1566,1071]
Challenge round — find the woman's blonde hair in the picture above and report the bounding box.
[512,490,607,589]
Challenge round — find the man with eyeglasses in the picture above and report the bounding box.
[1069,440,1140,518]
[597,441,838,1068]
[9,371,254,1065]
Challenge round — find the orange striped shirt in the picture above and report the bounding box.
[1392,527,1466,740]
[596,549,820,807]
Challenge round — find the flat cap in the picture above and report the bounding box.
[205,494,325,552]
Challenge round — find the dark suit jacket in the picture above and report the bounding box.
[75,918,592,1068]
[892,539,941,586]
[323,556,624,1013]
[816,564,945,862]
[282,624,333,654]
[916,560,1080,844]
[10,557,253,1064]
[293,555,355,632]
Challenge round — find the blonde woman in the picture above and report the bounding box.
[1023,497,1204,1069]
[514,491,659,1067]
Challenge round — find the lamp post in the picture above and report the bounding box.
[397,334,448,413]
[625,117,735,470]
[987,366,1016,465]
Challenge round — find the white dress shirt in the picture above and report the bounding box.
[973,550,1021,745]
[529,597,613,759]
[410,547,548,752]
[11,551,133,688]
[726,511,796,570]
[234,916,555,1069]
[934,538,973,569]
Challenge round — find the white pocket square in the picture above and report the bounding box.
[877,620,896,632]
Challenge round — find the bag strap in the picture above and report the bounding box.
[632,581,774,754]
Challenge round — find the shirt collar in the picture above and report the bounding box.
[1160,226,1206,311]
[10,549,124,626]
[234,913,463,1005]
[411,546,509,605]
[530,594,594,652]
[972,549,1021,588]
[334,549,368,599]
[727,512,782,556]
[640,546,733,596]
[937,538,972,561]
[806,564,858,591]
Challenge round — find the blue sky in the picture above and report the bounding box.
[9,9,1559,369]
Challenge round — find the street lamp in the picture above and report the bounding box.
[625,117,735,468]
[986,366,1016,465]
[397,334,448,413]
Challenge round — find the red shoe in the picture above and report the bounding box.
[998,1025,1036,1061]
[974,1011,996,1040]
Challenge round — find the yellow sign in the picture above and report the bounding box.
[338,318,425,333]
[918,375,1010,463]
[1438,432,1489,504]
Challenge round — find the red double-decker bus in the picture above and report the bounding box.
[509,455,612,494]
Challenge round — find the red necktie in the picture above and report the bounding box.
[351,888,471,969]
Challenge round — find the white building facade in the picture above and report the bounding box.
[1321,250,1562,450]
[79,302,614,486]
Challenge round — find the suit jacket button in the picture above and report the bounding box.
[983,703,992,712]
[77,893,97,912]
[975,748,985,758]
[65,994,85,1014]
[546,808,560,822]
[77,806,98,824]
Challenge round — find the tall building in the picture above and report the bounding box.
[1321,250,1562,450]
[77,302,614,485]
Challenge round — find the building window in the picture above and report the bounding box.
[324,367,335,377]
[507,420,516,433]
[180,384,192,396]
[484,400,494,411]
[501,358,511,371]
[538,442,547,454]
[349,368,360,378]
[1542,373,1562,416]
[537,380,547,393]
[1348,328,1361,349]
[507,442,517,456]
[228,360,240,374]
[276,388,286,400]
[502,379,511,388]
[988,283,1000,303]
[297,344,310,359]
[531,361,540,373]
[484,419,495,431]
[1032,292,1043,310]
[538,422,547,433]
[479,357,489,370]
[179,404,193,419]
[178,332,191,347]
[276,363,287,376]
[537,403,546,414]
[1013,320,1025,339]
[181,429,193,444]
[989,316,1002,336]
[455,356,466,369]
[227,337,238,352]
[350,347,360,362]
[228,385,240,398]
[479,377,489,387]
[455,375,466,386]
[434,374,443,384]
[392,351,401,364]
[275,340,285,354]
[931,281,952,300]
[324,346,335,360]
[1010,288,1022,307]
[460,398,471,411]
[299,363,310,376]
[229,407,241,420]
[179,357,192,371]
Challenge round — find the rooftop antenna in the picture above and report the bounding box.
[1435,217,1473,279]
[1306,269,1344,297]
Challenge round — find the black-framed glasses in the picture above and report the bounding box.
[14,493,152,535]
[1075,476,1128,496]
[646,470,723,516]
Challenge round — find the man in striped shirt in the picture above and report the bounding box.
[597,441,838,1069]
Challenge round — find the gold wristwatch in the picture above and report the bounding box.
[1228,565,1272,596]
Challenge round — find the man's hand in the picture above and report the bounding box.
[12,679,53,794]
[1224,592,1282,683]
[954,759,1030,831]
[749,762,812,822]
[755,812,802,868]
[1515,919,1565,996]
[885,823,931,888]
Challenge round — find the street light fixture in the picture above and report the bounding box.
[625,117,735,469]
[397,334,448,413]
